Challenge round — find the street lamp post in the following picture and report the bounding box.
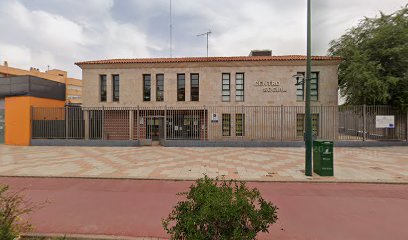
[305,0,313,176]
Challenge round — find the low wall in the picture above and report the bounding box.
[31,139,140,147]
[31,139,408,147]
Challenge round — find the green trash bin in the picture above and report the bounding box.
[313,140,334,176]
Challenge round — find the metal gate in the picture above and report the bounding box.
[0,109,4,144]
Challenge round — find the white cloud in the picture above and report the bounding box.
[0,0,406,78]
[0,0,151,78]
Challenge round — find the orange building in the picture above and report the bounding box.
[0,61,82,104]
[0,75,66,145]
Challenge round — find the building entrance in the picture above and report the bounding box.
[145,117,164,141]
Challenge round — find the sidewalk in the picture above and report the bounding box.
[0,145,407,183]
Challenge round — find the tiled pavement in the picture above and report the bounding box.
[0,145,407,183]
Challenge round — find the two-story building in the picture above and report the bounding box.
[75,51,341,143]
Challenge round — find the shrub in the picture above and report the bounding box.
[0,185,37,240]
[162,176,278,240]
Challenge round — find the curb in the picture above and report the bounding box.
[1,175,407,185]
[22,232,167,240]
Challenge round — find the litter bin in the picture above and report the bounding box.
[313,140,334,176]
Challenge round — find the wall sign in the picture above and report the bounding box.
[211,113,218,123]
[376,115,395,128]
[254,81,287,93]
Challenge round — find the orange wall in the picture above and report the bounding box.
[5,96,65,146]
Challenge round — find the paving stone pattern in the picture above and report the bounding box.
[0,145,407,183]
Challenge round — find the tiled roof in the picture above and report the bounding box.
[75,55,341,65]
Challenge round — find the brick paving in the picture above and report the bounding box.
[0,145,407,183]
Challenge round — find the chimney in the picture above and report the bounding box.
[249,50,272,56]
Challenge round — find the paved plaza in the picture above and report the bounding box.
[0,145,407,183]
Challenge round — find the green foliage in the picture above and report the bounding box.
[162,176,278,240]
[0,185,36,240]
[328,5,408,110]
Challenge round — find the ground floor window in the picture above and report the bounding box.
[296,113,319,137]
[166,113,201,139]
[235,113,245,136]
[222,114,231,136]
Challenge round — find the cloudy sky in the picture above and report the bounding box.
[0,0,406,78]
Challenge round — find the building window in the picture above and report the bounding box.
[143,74,151,101]
[222,73,230,102]
[112,74,119,102]
[191,73,199,101]
[100,75,106,102]
[67,95,81,100]
[156,74,164,101]
[296,113,319,137]
[296,72,319,101]
[236,113,245,136]
[67,85,82,91]
[236,73,244,102]
[222,114,231,136]
[177,74,185,101]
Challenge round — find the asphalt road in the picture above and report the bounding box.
[1,177,407,240]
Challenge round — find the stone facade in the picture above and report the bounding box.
[76,56,341,142]
[77,57,340,107]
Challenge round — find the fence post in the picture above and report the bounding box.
[320,104,323,139]
[164,105,167,140]
[363,104,367,141]
[30,106,33,141]
[129,109,134,140]
[101,106,105,140]
[65,106,68,139]
[280,105,283,142]
[203,105,207,140]
[137,106,140,143]
[84,110,89,140]
[406,110,408,142]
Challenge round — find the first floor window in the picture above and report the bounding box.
[191,73,199,101]
[177,74,185,101]
[236,73,244,102]
[222,73,230,101]
[100,75,106,102]
[222,114,231,136]
[112,74,120,102]
[143,74,151,101]
[296,72,319,101]
[156,74,164,101]
[236,113,245,136]
[296,113,319,137]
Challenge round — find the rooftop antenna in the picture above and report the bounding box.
[197,30,211,57]
[169,0,173,58]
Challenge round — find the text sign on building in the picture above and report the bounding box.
[376,115,395,128]
[254,81,286,93]
[211,113,218,123]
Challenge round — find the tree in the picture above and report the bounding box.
[328,5,408,110]
[162,176,278,240]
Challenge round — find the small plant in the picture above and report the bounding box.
[162,176,278,240]
[0,185,38,240]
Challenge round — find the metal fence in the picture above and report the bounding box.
[31,105,408,143]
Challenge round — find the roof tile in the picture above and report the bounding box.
[75,55,341,66]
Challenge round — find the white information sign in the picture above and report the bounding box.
[211,113,218,123]
[376,115,395,128]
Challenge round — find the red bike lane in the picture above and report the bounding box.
[1,177,407,240]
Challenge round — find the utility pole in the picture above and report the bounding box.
[197,30,212,57]
[305,0,313,176]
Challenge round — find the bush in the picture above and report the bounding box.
[0,185,37,240]
[162,176,278,240]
